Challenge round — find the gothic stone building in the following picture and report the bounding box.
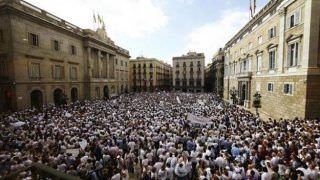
[223,0,320,119]
[0,0,130,111]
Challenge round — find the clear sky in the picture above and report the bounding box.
[25,0,269,65]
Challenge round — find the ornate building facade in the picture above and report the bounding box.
[223,0,320,119]
[129,57,172,92]
[173,52,205,92]
[0,0,130,111]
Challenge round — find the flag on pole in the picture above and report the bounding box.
[250,0,256,18]
[98,14,102,24]
[93,11,96,23]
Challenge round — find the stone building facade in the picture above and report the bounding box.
[0,0,130,111]
[223,0,320,119]
[211,48,225,97]
[204,63,214,92]
[129,57,172,92]
[173,52,205,92]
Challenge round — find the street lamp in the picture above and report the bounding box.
[229,86,238,105]
[253,92,262,116]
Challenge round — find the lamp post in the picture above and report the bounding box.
[229,86,238,105]
[252,92,262,116]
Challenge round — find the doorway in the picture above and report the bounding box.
[31,90,43,109]
[53,88,64,106]
[103,86,109,99]
[71,88,78,102]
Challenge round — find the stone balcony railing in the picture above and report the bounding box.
[6,0,83,35]
[236,71,253,78]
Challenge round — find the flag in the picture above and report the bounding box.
[93,12,96,23]
[98,14,102,24]
[250,0,256,18]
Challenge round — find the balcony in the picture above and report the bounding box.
[236,71,252,78]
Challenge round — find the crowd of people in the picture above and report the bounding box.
[1,92,320,180]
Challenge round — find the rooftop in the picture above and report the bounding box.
[173,52,205,60]
[1,0,129,56]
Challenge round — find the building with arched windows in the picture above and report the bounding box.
[0,0,130,111]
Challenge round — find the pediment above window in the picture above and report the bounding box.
[255,50,263,55]
[286,34,303,43]
[267,43,278,49]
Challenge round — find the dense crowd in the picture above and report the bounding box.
[1,92,320,180]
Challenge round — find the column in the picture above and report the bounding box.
[85,47,92,100]
[302,0,315,68]
[278,7,286,73]
[106,53,110,79]
[98,50,102,78]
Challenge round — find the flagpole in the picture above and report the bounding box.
[93,10,96,30]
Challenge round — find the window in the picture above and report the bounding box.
[28,33,39,46]
[269,50,276,70]
[268,26,276,39]
[53,65,64,80]
[256,55,262,72]
[287,42,299,67]
[284,83,293,95]
[121,60,123,66]
[30,63,41,79]
[0,29,3,42]
[116,59,118,65]
[258,36,263,44]
[176,63,179,67]
[53,40,59,51]
[70,66,77,80]
[183,62,186,67]
[240,59,247,73]
[287,10,301,29]
[70,45,76,55]
[267,83,274,92]
[125,62,127,67]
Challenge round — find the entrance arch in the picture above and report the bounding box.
[53,88,64,106]
[71,88,78,102]
[103,86,109,99]
[31,90,43,109]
